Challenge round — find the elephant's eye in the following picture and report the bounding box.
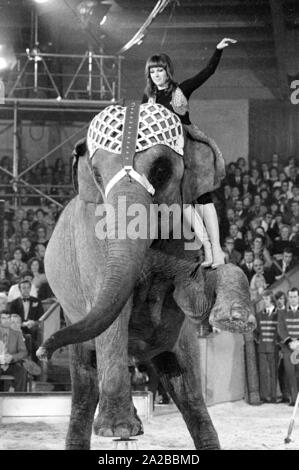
[148,157,172,189]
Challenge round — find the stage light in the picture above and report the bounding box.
[33,0,50,4]
[77,0,111,28]
[100,15,107,26]
[0,44,16,72]
[0,57,8,71]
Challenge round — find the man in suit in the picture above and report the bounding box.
[277,287,299,406]
[239,249,255,282]
[254,290,278,403]
[9,279,44,362]
[7,271,38,302]
[0,312,28,391]
[270,248,296,282]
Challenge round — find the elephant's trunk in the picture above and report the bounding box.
[43,181,155,356]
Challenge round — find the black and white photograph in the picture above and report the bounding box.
[0,0,299,454]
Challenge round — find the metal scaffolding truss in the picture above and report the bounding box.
[0,51,124,209]
[4,51,123,102]
[0,104,90,209]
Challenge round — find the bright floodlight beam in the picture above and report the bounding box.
[0,57,8,71]
[100,15,107,26]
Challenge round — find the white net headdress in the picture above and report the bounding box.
[87,103,184,158]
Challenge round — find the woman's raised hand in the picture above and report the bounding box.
[216,38,237,50]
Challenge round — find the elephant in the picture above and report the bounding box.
[37,103,256,450]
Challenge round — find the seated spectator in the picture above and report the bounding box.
[250,167,261,190]
[284,156,296,178]
[19,219,35,243]
[236,157,248,174]
[255,226,273,250]
[248,194,262,219]
[228,223,246,254]
[235,200,250,226]
[0,312,28,391]
[27,258,47,294]
[240,173,255,197]
[219,207,235,242]
[47,202,61,223]
[285,201,299,226]
[20,237,35,263]
[270,153,282,172]
[44,215,56,240]
[7,272,38,302]
[271,224,295,260]
[10,313,23,332]
[230,186,241,205]
[7,247,27,284]
[270,248,296,282]
[230,166,243,191]
[26,208,35,226]
[239,249,255,282]
[226,162,237,187]
[268,211,284,241]
[275,291,287,311]
[260,163,269,182]
[223,237,242,265]
[280,180,293,201]
[250,260,269,301]
[30,208,48,232]
[251,235,273,269]
[270,202,279,216]
[243,228,254,247]
[33,225,48,249]
[288,166,299,187]
[261,212,274,237]
[8,279,44,362]
[34,244,46,270]
[250,258,274,298]
[250,158,259,170]
[268,166,279,188]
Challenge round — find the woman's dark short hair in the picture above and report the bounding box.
[144,53,177,98]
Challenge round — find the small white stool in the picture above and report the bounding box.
[113,438,138,450]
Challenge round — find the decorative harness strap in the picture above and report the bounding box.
[105,103,155,198]
[87,102,184,198]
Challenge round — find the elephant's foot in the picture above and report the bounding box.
[210,301,256,334]
[93,400,143,438]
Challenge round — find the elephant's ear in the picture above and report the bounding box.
[182,130,225,204]
[72,138,103,204]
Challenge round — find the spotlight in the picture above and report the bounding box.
[0,44,16,72]
[33,0,50,4]
[100,15,107,26]
[0,57,8,71]
[77,0,111,28]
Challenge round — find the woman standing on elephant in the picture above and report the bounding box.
[142,37,237,268]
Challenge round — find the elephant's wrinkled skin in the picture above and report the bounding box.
[38,109,255,449]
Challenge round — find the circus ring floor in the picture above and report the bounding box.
[0,401,298,450]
